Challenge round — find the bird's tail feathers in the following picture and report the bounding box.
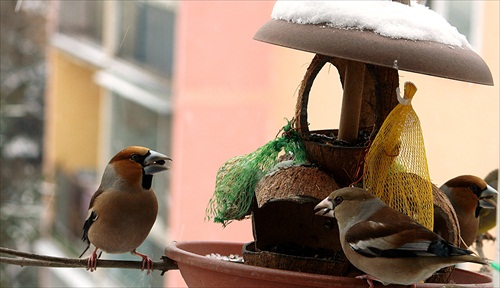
[79,244,90,258]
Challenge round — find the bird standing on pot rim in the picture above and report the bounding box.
[315,187,487,287]
[80,146,171,274]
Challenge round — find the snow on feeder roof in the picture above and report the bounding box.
[254,0,493,85]
[272,0,469,47]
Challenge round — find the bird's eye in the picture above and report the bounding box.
[469,185,481,195]
[130,154,141,163]
[333,196,343,205]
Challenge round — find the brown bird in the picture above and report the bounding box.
[315,187,487,287]
[440,175,497,248]
[80,146,171,274]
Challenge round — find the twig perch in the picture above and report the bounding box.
[0,247,178,275]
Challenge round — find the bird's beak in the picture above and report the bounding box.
[143,150,172,175]
[314,197,335,218]
[479,184,497,209]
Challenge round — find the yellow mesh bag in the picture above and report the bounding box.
[363,81,434,230]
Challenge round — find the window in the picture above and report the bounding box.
[427,0,482,49]
[117,2,176,78]
[58,0,103,45]
[56,1,177,78]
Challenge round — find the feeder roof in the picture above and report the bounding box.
[254,1,493,86]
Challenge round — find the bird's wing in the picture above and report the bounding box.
[345,206,471,258]
[79,188,104,257]
[79,209,98,257]
[82,209,98,242]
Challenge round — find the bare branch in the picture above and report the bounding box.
[0,247,178,274]
[0,257,83,268]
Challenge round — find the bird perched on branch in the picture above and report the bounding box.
[440,175,497,248]
[315,187,487,287]
[80,146,171,274]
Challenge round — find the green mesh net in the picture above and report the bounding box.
[206,119,307,226]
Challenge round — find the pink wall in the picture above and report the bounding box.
[167,2,276,286]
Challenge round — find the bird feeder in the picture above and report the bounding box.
[247,0,493,284]
[166,1,493,287]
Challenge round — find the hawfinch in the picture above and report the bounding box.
[440,175,497,247]
[80,146,171,274]
[315,187,487,287]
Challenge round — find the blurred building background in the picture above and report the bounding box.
[0,1,498,287]
[40,1,173,287]
[1,0,47,286]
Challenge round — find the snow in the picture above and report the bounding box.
[271,0,470,48]
[2,136,40,159]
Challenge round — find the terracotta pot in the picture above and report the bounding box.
[165,241,492,288]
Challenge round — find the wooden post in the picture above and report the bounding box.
[338,60,365,142]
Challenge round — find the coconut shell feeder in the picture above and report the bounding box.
[167,1,494,287]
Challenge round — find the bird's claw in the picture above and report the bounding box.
[355,274,376,288]
[141,255,154,275]
[356,274,398,288]
[355,274,417,288]
[87,249,98,272]
[133,250,154,275]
